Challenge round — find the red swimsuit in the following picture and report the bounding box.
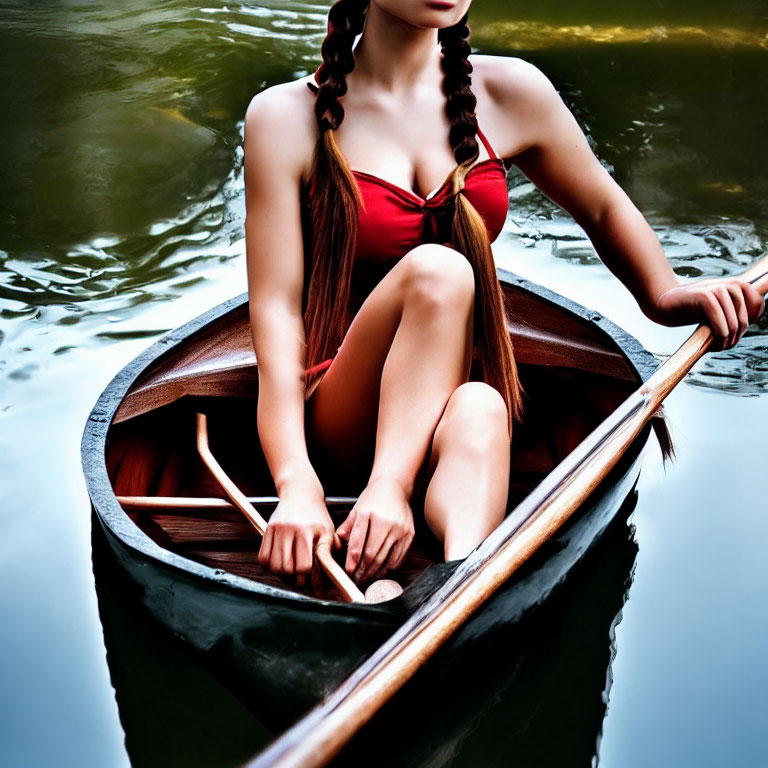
[353,129,508,263]
[304,78,510,388]
[347,128,508,313]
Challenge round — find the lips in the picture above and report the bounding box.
[426,1,454,9]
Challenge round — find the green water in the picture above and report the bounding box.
[1,1,767,766]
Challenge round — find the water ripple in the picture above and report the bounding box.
[1,0,767,399]
[505,168,768,395]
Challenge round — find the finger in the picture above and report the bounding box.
[358,533,396,583]
[336,509,356,541]
[714,286,739,348]
[281,530,294,574]
[379,530,413,576]
[370,535,401,580]
[726,283,749,344]
[269,529,288,573]
[345,510,370,574]
[376,544,399,579]
[738,280,766,323]
[294,534,313,576]
[700,293,729,349]
[356,515,390,581]
[296,573,306,589]
[387,531,414,571]
[258,525,274,568]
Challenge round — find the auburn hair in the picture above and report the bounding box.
[304,0,523,426]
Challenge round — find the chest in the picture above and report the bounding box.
[353,159,510,264]
[333,95,466,201]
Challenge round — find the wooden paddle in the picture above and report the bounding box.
[243,255,768,768]
[195,412,367,603]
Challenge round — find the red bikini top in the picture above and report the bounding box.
[352,130,508,264]
[306,77,509,266]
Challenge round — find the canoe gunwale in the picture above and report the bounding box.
[82,269,659,614]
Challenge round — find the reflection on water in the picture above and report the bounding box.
[92,520,269,768]
[2,0,766,393]
[476,20,768,49]
[336,495,640,768]
[0,0,326,363]
[1,0,768,766]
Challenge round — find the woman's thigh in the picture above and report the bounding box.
[306,260,406,480]
[306,244,473,482]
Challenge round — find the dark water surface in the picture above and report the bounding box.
[1,1,767,766]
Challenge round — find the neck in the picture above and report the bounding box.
[352,4,443,91]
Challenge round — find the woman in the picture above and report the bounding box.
[243,0,763,587]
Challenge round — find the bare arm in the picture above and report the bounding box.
[243,85,334,575]
[480,58,764,348]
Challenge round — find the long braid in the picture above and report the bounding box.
[439,15,524,427]
[439,16,479,165]
[306,3,521,424]
[304,0,368,376]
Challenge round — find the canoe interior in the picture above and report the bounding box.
[112,281,640,425]
[101,278,652,601]
[106,362,637,599]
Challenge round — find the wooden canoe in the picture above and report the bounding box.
[91,490,640,766]
[82,268,661,726]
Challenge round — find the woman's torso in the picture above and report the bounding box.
[299,66,512,392]
[305,71,510,312]
[348,133,508,309]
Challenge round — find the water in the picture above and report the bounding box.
[1,1,767,765]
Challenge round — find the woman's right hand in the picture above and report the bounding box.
[258,478,337,577]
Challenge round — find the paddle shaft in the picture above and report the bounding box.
[245,257,768,768]
[195,413,366,603]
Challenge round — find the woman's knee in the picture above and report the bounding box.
[400,244,474,313]
[437,382,510,450]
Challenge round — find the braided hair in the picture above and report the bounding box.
[303,0,367,375]
[438,14,522,424]
[304,1,522,426]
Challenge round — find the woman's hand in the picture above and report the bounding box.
[653,278,765,350]
[258,478,337,578]
[336,478,415,583]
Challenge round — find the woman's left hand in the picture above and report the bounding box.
[336,478,415,583]
[652,278,765,350]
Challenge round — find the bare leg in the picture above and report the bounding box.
[308,243,476,578]
[309,243,474,486]
[424,382,511,561]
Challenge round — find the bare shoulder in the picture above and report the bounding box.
[471,54,559,109]
[244,77,319,183]
[470,55,565,156]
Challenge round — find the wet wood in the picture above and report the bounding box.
[245,257,768,768]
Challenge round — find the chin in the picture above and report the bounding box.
[371,0,471,30]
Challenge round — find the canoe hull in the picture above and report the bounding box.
[95,431,646,727]
[84,270,659,727]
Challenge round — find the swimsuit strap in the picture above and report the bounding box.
[476,125,499,161]
[307,72,500,162]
